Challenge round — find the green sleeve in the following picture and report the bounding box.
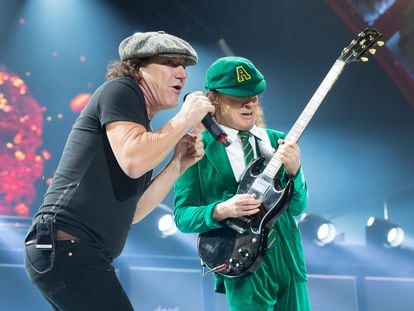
[173,162,224,234]
[280,166,308,216]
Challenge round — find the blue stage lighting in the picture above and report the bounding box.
[156,204,178,238]
[366,217,405,248]
[298,213,337,246]
[158,214,177,237]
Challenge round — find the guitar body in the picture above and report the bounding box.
[236,157,293,234]
[197,157,294,278]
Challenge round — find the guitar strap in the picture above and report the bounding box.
[254,138,262,158]
[254,131,280,248]
[254,132,275,163]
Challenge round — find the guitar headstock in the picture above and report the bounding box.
[339,28,384,64]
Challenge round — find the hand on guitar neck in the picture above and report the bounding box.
[276,138,301,177]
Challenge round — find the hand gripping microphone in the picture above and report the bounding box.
[184,93,231,147]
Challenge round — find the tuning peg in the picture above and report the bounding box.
[360,56,369,62]
[369,48,376,55]
[376,41,385,47]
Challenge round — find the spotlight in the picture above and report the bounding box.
[366,217,405,248]
[158,214,177,237]
[366,201,405,248]
[298,213,337,246]
[156,203,177,238]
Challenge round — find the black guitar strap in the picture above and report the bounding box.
[254,137,262,158]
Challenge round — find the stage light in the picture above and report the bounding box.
[366,201,405,248]
[366,217,405,248]
[156,203,178,238]
[158,214,177,237]
[298,213,337,246]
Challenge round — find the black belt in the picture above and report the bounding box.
[25,229,80,246]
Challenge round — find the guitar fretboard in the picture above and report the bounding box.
[263,59,346,178]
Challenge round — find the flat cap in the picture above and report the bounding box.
[118,31,198,66]
[205,56,266,97]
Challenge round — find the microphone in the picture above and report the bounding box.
[202,113,231,147]
[184,93,231,147]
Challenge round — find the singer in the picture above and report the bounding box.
[174,56,311,311]
[23,31,213,310]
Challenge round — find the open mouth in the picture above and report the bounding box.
[241,112,253,116]
[172,85,182,91]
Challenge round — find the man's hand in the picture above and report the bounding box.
[176,91,215,129]
[213,194,261,222]
[171,127,205,175]
[277,139,301,177]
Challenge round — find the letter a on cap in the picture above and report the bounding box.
[236,66,251,83]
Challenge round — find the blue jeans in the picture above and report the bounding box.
[24,238,134,311]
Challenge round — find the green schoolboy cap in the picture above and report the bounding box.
[205,56,266,97]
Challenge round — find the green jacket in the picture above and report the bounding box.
[174,129,308,292]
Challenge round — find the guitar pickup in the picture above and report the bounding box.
[251,178,271,195]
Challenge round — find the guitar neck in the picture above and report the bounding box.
[263,59,346,178]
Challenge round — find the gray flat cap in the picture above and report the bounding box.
[119,31,198,66]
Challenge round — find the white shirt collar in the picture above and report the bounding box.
[218,124,266,142]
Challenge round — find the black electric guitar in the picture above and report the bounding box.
[197,28,383,278]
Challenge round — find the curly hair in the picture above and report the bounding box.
[106,58,149,82]
[206,91,266,128]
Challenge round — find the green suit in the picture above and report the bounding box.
[174,129,311,311]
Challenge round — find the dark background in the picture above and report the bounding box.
[1,0,414,310]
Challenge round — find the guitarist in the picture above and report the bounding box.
[174,56,311,311]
